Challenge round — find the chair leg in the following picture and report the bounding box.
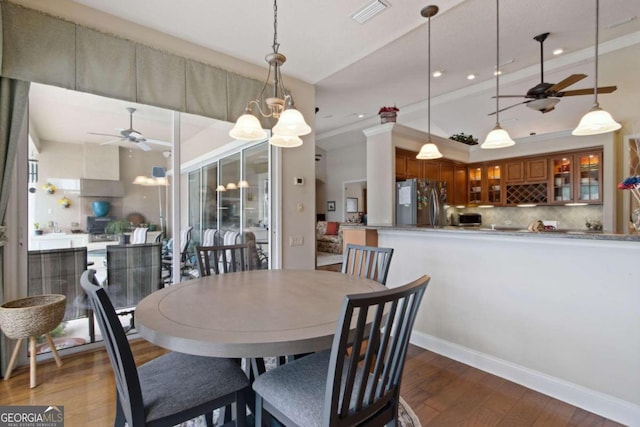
[255,395,263,427]
[114,399,126,427]
[204,411,213,427]
[236,389,247,427]
[4,338,23,380]
[44,333,63,367]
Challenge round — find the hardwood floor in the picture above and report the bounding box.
[1,340,623,426]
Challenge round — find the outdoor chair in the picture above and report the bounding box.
[80,270,249,427]
[252,275,430,427]
[130,227,148,244]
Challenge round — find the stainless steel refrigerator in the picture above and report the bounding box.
[396,179,448,226]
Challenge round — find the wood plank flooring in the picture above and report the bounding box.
[0,340,623,426]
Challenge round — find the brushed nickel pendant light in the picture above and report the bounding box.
[416,5,443,160]
[481,0,515,149]
[572,0,621,136]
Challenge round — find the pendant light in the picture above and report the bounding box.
[229,0,311,146]
[481,0,515,149]
[572,0,621,136]
[416,5,443,160]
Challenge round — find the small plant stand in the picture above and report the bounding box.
[0,295,66,388]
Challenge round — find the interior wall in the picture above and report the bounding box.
[324,143,366,222]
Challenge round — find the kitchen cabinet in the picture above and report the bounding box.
[30,234,89,250]
[342,228,378,253]
[505,157,547,183]
[549,149,602,205]
[395,149,467,206]
[395,150,421,179]
[468,162,503,206]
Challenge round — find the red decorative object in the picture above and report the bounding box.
[325,221,339,235]
[378,106,399,124]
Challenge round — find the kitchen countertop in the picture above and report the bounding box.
[341,223,640,242]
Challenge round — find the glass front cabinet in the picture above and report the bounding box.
[550,149,602,205]
[467,163,502,206]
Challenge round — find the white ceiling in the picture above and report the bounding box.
[28,0,640,151]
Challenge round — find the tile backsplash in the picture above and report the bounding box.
[449,205,603,231]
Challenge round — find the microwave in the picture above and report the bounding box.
[458,213,482,226]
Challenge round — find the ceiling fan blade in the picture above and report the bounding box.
[136,140,153,151]
[488,100,531,116]
[546,74,587,93]
[493,95,528,98]
[89,132,121,138]
[557,86,617,97]
[143,138,172,147]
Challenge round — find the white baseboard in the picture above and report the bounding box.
[410,331,640,427]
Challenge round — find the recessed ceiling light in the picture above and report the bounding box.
[553,48,564,55]
[432,70,443,78]
[358,114,364,118]
[467,74,476,80]
[493,70,502,76]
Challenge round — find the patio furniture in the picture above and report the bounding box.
[0,294,66,388]
[80,270,249,427]
[106,243,163,331]
[28,247,88,321]
[161,226,194,283]
[252,275,430,426]
[130,227,148,244]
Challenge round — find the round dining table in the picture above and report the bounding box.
[135,269,387,358]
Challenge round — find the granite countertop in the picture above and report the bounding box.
[350,224,640,242]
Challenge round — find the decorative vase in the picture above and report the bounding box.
[92,201,111,217]
[380,111,397,124]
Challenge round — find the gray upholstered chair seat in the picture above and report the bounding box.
[140,353,249,423]
[253,350,330,426]
[252,350,374,427]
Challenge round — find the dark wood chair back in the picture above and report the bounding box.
[325,275,430,426]
[80,269,145,425]
[341,244,394,285]
[195,242,254,276]
[28,247,88,321]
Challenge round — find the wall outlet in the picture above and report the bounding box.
[289,236,304,246]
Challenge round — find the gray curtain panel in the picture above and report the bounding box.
[136,45,186,112]
[186,60,228,121]
[0,76,31,377]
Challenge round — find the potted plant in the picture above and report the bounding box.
[449,132,479,146]
[105,220,131,244]
[57,196,71,208]
[378,106,399,124]
[34,223,43,235]
[43,182,56,194]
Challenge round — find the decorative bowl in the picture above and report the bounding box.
[92,201,111,217]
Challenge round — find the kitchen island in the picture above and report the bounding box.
[350,225,640,425]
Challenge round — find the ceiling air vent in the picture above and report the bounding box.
[352,0,390,24]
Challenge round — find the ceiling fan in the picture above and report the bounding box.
[89,107,171,151]
[491,32,617,115]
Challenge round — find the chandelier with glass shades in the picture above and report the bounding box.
[229,0,311,147]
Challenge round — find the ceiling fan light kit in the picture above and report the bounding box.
[482,0,515,149]
[229,0,311,147]
[572,0,621,136]
[416,4,443,160]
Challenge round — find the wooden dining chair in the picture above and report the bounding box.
[252,275,430,427]
[195,242,254,277]
[341,244,394,286]
[80,270,249,427]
